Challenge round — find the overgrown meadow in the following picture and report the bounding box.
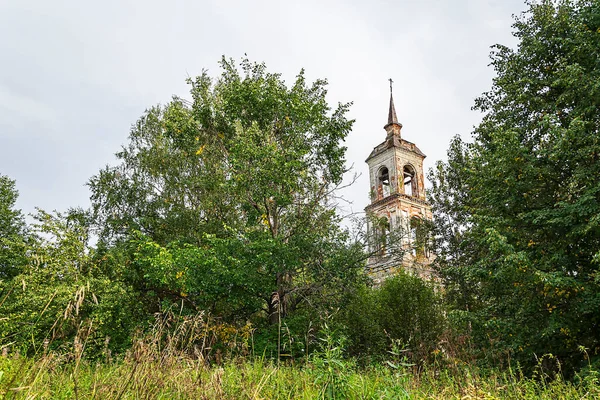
[2,309,599,399]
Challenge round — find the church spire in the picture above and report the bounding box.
[384,78,402,136]
[387,78,398,125]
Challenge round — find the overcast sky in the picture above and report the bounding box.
[0,0,528,222]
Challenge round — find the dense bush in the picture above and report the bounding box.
[0,209,145,356]
[340,272,446,364]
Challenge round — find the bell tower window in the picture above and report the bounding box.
[377,217,390,255]
[403,165,417,197]
[378,166,390,198]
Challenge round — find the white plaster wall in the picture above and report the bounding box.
[368,150,399,200]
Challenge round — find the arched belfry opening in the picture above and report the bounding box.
[378,166,390,198]
[403,165,417,197]
[409,216,421,256]
[377,217,390,256]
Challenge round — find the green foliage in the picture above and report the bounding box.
[1,58,367,360]
[341,272,446,363]
[309,323,354,399]
[0,209,142,355]
[87,56,365,335]
[376,274,445,360]
[88,56,353,246]
[0,174,27,280]
[337,285,387,358]
[126,231,274,320]
[429,0,600,373]
[251,307,317,361]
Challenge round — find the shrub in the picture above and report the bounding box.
[341,272,446,364]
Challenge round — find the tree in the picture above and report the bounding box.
[340,272,445,363]
[0,209,142,355]
[89,57,352,245]
[0,174,27,280]
[88,57,365,325]
[429,0,600,373]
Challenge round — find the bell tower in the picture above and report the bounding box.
[365,80,433,281]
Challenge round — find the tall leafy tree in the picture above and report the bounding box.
[429,0,600,372]
[89,57,364,323]
[89,58,352,246]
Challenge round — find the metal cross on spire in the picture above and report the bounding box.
[387,78,398,125]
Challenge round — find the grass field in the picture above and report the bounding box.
[1,312,598,399]
[2,352,599,399]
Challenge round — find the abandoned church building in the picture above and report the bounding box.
[365,83,434,282]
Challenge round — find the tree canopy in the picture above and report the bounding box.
[87,57,365,328]
[429,0,600,372]
[89,57,352,246]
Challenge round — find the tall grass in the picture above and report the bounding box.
[1,312,599,399]
[1,352,598,399]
